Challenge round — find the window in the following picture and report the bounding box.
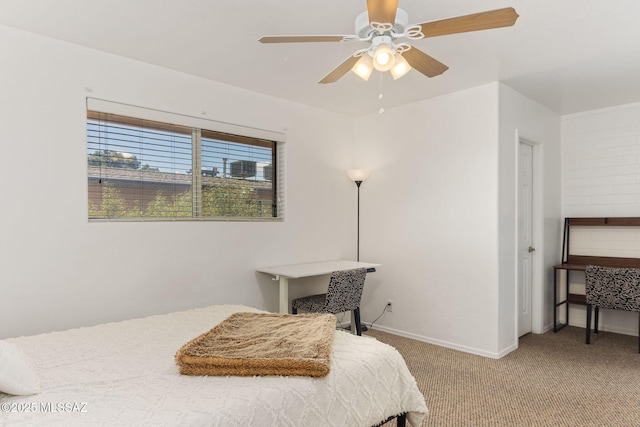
[87,103,283,221]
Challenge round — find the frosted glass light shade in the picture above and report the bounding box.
[373,44,395,72]
[390,54,411,80]
[351,55,374,81]
[347,169,370,182]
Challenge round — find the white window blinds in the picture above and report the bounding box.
[86,100,284,221]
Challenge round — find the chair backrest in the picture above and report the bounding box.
[324,268,367,314]
[585,265,640,312]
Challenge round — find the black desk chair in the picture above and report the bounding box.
[291,268,367,336]
[585,264,640,353]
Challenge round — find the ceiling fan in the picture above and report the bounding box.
[259,0,519,83]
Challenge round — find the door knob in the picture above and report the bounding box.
[528,246,536,253]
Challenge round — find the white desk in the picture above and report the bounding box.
[256,260,380,314]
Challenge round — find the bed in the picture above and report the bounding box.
[0,305,428,426]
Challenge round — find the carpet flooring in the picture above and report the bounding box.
[366,326,640,427]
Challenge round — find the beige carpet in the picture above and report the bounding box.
[366,326,640,427]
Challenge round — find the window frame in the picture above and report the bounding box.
[86,99,285,222]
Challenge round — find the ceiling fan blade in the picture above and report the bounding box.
[367,0,398,25]
[259,35,351,43]
[402,47,449,78]
[319,55,360,84]
[417,7,519,38]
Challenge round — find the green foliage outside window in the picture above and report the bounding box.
[89,180,269,219]
[88,150,158,171]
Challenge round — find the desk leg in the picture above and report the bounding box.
[278,276,289,314]
[553,268,558,332]
[350,311,356,335]
[565,270,570,327]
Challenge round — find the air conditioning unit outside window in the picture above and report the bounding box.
[263,165,273,181]
[230,160,257,178]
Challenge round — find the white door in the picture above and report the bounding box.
[517,142,534,336]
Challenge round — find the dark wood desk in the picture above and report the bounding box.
[553,217,640,332]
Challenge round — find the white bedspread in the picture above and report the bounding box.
[0,305,428,427]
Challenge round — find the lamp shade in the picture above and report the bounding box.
[390,53,411,80]
[372,44,396,72]
[351,55,374,81]
[347,169,370,182]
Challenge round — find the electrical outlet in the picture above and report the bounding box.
[386,300,393,312]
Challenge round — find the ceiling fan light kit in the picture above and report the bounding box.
[259,0,519,84]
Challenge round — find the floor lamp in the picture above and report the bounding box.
[348,169,370,332]
[347,169,370,261]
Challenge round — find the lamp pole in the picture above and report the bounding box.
[347,169,369,261]
[348,170,369,333]
[355,180,362,262]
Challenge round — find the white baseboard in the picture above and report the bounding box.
[368,323,515,359]
[563,306,639,336]
[566,320,638,336]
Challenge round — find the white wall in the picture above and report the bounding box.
[354,83,503,357]
[561,102,640,335]
[498,84,562,349]
[0,25,357,338]
[352,83,561,358]
[562,102,640,216]
[0,25,566,355]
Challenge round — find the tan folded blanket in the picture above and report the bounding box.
[175,312,336,377]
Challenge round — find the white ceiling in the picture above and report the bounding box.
[1,0,639,117]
